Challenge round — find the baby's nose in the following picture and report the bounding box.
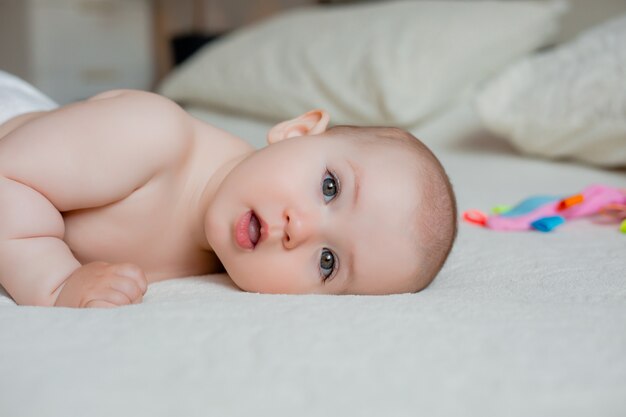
[282,208,318,249]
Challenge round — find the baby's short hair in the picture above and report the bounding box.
[325,125,458,292]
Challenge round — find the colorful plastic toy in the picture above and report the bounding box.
[462,184,626,233]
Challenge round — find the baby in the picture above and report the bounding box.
[0,77,457,308]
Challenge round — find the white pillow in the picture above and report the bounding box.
[476,13,626,168]
[158,0,566,127]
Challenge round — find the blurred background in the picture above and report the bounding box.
[0,0,625,105]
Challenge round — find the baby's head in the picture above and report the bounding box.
[205,110,457,295]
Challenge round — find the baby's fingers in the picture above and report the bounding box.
[108,276,144,303]
[85,300,118,308]
[113,263,148,293]
[82,288,132,308]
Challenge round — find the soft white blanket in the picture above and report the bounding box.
[0,70,57,125]
[0,99,625,417]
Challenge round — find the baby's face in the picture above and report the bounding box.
[205,132,422,295]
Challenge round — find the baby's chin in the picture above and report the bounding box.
[223,268,260,293]
[230,279,277,294]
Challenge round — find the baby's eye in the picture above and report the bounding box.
[320,248,337,282]
[321,170,340,203]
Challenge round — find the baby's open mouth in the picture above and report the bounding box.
[235,210,261,250]
[249,211,260,246]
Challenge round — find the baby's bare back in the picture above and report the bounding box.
[0,90,221,307]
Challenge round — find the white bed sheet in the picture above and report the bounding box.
[1,99,625,417]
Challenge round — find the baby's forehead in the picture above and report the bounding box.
[341,155,424,292]
[325,138,427,212]
[345,219,421,294]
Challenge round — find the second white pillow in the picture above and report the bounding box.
[476,13,626,167]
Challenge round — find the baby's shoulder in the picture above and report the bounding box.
[89,89,196,152]
[89,89,191,128]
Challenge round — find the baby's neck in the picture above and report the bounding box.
[185,118,254,252]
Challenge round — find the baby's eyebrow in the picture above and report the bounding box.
[339,159,361,294]
[347,159,361,210]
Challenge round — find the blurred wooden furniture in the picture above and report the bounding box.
[151,0,318,82]
[0,0,154,104]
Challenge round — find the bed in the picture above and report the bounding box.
[1,1,625,416]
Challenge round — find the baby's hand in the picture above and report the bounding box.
[54,262,148,308]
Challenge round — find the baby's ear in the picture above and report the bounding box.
[267,109,330,145]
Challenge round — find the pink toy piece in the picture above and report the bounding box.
[487,184,626,231]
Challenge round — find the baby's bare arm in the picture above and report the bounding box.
[0,176,80,305]
[0,90,192,306]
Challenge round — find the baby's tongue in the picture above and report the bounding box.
[249,213,260,245]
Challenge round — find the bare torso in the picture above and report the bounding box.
[61,167,221,283]
[0,104,248,284]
